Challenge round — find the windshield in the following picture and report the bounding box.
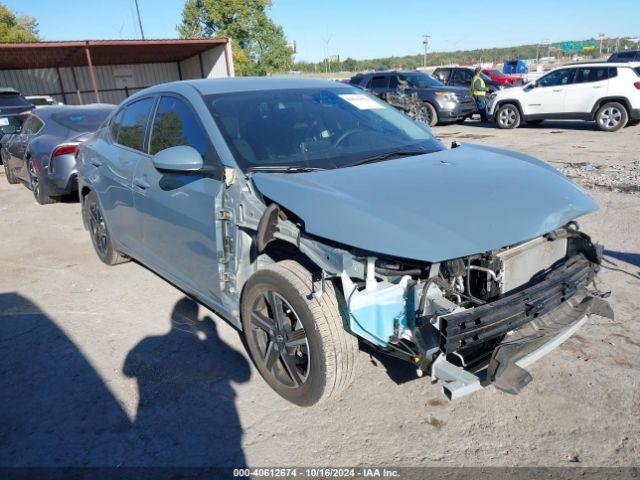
[50,109,114,132]
[399,72,444,88]
[206,87,444,171]
[488,70,505,77]
[0,93,32,109]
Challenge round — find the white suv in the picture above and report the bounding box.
[487,62,640,131]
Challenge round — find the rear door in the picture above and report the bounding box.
[92,97,155,251]
[433,69,451,85]
[132,94,224,302]
[365,75,391,97]
[564,66,613,114]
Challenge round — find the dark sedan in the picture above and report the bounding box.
[348,71,477,126]
[0,88,34,144]
[2,104,115,204]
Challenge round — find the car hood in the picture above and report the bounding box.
[416,86,469,94]
[251,144,598,263]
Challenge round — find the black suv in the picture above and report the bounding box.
[608,50,640,62]
[348,71,476,126]
[432,67,504,94]
[0,89,34,165]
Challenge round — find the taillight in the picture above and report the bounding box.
[18,112,30,120]
[52,144,78,157]
[634,82,640,90]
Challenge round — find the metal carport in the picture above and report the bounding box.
[0,39,234,105]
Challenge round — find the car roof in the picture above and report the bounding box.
[0,87,20,94]
[138,77,355,97]
[31,103,116,119]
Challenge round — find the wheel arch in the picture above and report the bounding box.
[591,96,632,120]
[494,99,524,119]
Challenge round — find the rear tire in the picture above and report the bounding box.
[27,159,57,205]
[595,102,628,132]
[3,161,18,184]
[496,103,521,129]
[241,260,359,406]
[83,191,129,265]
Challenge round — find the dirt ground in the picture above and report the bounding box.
[0,119,638,469]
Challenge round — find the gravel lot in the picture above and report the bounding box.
[1,119,638,469]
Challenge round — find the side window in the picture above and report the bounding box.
[538,69,574,87]
[433,69,450,82]
[116,98,154,152]
[454,70,473,84]
[369,76,389,89]
[608,67,618,79]
[574,67,611,84]
[110,109,124,141]
[149,96,208,157]
[388,75,399,89]
[22,116,43,134]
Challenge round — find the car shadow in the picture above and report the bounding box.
[0,293,250,468]
[360,342,420,385]
[604,250,640,269]
[458,118,603,131]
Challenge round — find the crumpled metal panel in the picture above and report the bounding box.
[252,143,598,263]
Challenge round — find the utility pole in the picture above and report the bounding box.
[134,0,145,40]
[422,34,430,68]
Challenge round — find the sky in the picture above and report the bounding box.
[6,0,640,62]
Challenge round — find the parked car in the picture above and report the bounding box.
[25,95,61,106]
[432,67,505,93]
[0,88,34,141]
[77,78,611,405]
[608,50,640,62]
[348,70,477,125]
[482,68,523,86]
[487,62,640,131]
[2,104,115,204]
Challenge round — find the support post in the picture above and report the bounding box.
[70,67,83,105]
[55,67,68,104]
[198,52,206,79]
[223,43,231,77]
[84,44,101,102]
[177,61,183,80]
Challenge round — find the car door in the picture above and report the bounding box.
[132,94,224,302]
[564,66,612,114]
[6,115,43,182]
[93,97,155,251]
[523,68,575,115]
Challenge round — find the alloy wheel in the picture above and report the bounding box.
[599,107,622,129]
[88,203,108,256]
[249,290,310,388]
[499,107,517,127]
[28,161,39,198]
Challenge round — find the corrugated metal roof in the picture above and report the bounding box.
[0,39,228,69]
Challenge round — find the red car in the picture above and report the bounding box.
[482,69,522,86]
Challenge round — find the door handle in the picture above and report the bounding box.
[89,158,102,167]
[592,86,603,89]
[133,176,151,189]
[552,89,562,92]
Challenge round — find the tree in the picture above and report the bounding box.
[0,5,39,42]
[177,0,293,76]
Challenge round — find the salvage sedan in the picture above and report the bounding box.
[77,78,612,405]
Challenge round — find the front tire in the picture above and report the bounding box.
[596,102,628,132]
[241,260,359,406]
[423,102,438,127]
[83,191,129,265]
[496,103,521,129]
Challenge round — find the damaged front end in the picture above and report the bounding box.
[337,225,613,399]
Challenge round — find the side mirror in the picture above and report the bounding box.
[152,145,203,172]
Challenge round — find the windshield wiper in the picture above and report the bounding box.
[349,149,430,167]
[246,165,326,174]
